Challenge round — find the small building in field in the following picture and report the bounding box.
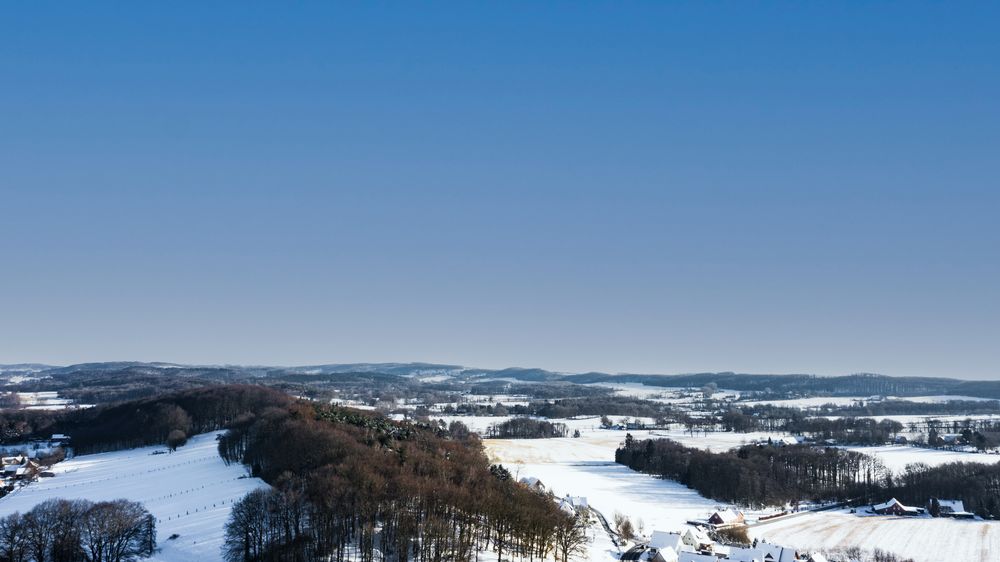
[708,509,745,527]
[872,498,922,516]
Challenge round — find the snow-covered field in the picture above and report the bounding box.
[742,394,994,408]
[842,444,1000,472]
[15,391,93,410]
[485,433,733,539]
[752,509,1000,562]
[0,432,267,562]
[587,383,739,404]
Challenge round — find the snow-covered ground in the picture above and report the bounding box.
[752,509,1000,562]
[0,432,267,562]
[485,432,734,541]
[842,444,1000,472]
[586,383,739,404]
[742,394,994,408]
[15,391,93,410]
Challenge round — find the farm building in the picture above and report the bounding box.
[518,476,545,493]
[872,498,923,516]
[708,509,745,527]
[928,498,975,519]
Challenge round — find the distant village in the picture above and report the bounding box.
[519,474,976,562]
[0,434,69,496]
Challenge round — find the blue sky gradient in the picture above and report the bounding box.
[1,3,998,378]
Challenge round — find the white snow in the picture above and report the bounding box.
[485,433,733,535]
[0,432,267,562]
[752,509,1000,562]
[842,444,1000,472]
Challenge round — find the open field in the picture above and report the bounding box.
[843,444,1000,472]
[485,436,731,536]
[752,509,1000,562]
[0,432,267,562]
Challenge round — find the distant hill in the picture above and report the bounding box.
[4,361,999,399]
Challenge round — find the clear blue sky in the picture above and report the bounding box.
[1,3,997,378]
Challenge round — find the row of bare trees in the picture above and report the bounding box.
[0,498,155,562]
[616,436,888,507]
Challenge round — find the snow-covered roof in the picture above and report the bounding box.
[938,499,965,512]
[755,541,799,562]
[710,509,744,523]
[873,498,917,512]
[649,531,683,552]
[726,546,762,562]
[682,526,710,545]
[677,552,717,562]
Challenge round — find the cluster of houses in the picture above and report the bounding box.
[0,434,69,495]
[871,497,975,519]
[623,528,827,562]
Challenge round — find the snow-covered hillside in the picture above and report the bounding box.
[752,509,1000,562]
[0,432,267,562]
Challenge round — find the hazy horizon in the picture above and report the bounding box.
[2,3,998,380]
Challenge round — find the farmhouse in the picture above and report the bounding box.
[708,509,745,527]
[727,540,800,562]
[557,495,589,515]
[872,498,922,516]
[518,476,545,493]
[928,498,975,519]
[639,530,820,562]
[0,457,40,481]
[647,531,685,562]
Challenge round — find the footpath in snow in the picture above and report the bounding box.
[0,432,267,562]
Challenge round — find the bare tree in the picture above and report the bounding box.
[613,511,634,542]
[554,514,588,562]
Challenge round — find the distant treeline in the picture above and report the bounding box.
[50,385,292,454]
[434,395,676,420]
[616,436,885,507]
[217,400,577,562]
[566,372,1000,400]
[616,437,1000,517]
[0,498,155,562]
[484,418,568,439]
[812,399,1000,417]
[716,404,997,446]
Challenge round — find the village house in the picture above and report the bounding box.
[635,528,823,562]
[557,494,589,515]
[708,509,746,527]
[872,498,923,516]
[928,498,975,519]
[1,456,41,481]
[518,476,545,493]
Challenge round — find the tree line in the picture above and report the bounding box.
[617,436,1000,517]
[483,418,568,439]
[50,385,291,454]
[616,436,886,507]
